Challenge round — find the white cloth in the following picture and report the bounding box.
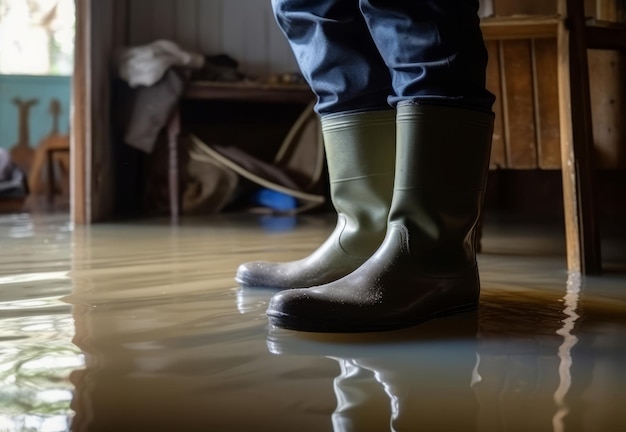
[117,40,205,88]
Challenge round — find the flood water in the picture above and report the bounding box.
[1,211,625,432]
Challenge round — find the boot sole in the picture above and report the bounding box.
[235,271,284,289]
[267,301,479,333]
[235,274,303,290]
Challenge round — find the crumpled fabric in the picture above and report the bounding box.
[116,39,205,88]
[119,68,188,154]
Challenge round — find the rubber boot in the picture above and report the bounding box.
[235,110,396,289]
[266,104,494,332]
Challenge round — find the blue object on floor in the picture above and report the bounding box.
[251,188,297,212]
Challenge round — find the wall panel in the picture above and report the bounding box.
[175,0,199,50]
[127,0,298,77]
[128,0,155,45]
[196,0,222,55]
[153,0,176,42]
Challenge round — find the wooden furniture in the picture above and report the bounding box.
[480,0,626,275]
[46,145,70,202]
[166,80,315,222]
[28,134,70,202]
[559,0,621,275]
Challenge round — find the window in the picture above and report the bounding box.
[0,0,75,75]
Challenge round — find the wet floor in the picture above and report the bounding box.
[1,211,625,432]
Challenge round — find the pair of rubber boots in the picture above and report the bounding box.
[236,104,494,333]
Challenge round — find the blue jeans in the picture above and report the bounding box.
[272,0,495,116]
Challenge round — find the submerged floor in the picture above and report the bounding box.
[0,211,625,432]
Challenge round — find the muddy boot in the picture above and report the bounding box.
[235,110,395,289]
[267,104,494,332]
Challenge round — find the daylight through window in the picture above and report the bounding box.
[0,0,75,75]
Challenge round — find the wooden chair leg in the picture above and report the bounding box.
[47,149,56,203]
[28,145,46,195]
[557,9,603,275]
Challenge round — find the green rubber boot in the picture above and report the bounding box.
[267,104,494,332]
[235,110,396,289]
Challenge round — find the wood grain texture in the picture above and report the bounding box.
[90,0,117,222]
[73,0,127,224]
[556,18,582,274]
[588,50,626,168]
[501,40,537,169]
[533,39,561,169]
[560,0,602,274]
[586,1,626,169]
[485,41,506,169]
[493,0,557,16]
[72,0,89,224]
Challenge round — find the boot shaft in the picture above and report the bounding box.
[390,104,494,273]
[321,110,396,256]
[321,110,396,184]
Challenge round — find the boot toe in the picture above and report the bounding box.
[235,261,280,288]
[235,255,366,289]
[266,289,326,330]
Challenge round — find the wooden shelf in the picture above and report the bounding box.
[481,15,626,48]
[184,81,315,104]
[481,15,560,40]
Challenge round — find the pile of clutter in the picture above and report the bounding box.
[0,148,28,211]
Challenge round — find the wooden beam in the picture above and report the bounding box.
[71,0,90,224]
[72,0,128,224]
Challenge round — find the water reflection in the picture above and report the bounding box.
[264,278,626,432]
[268,313,480,432]
[0,314,81,432]
[553,273,582,432]
[0,213,81,432]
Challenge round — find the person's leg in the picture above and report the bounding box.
[269,0,393,116]
[360,0,494,111]
[266,0,496,331]
[235,0,396,289]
